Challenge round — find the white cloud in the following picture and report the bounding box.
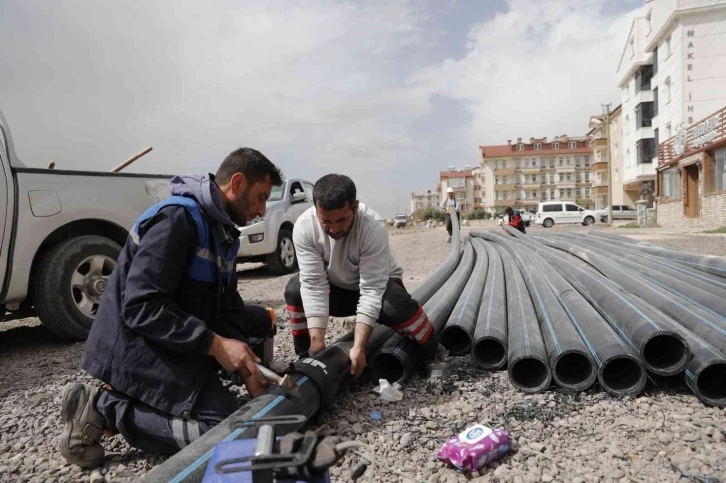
[411,0,642,151]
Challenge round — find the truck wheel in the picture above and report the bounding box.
[543,218,554,228]
[583,216,595,226]
[32,235,121,340]
[265,228,297,275]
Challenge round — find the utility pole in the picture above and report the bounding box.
[603,103,613,225]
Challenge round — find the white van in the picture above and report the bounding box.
[534,201,597,228]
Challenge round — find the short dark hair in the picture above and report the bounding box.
[313,174,356,210]
[216,148,284,187]
[505,207,513,214]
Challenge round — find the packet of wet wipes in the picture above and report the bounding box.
[437,424,510,472]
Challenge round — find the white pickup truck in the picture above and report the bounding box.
[1,110,172,340]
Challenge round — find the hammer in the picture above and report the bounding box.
[255,363,300,398]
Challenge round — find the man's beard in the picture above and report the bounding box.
[231,189,251,226]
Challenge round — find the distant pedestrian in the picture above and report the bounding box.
[504,207,526,234]
[440,187,460,243]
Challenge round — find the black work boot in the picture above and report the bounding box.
[58,383,106,468]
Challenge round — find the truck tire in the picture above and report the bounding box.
[543,218,554,228]
[32,235,121,340]
[265,228,297,275]
[583,216,595,226]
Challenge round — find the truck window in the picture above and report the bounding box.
[543,204,562,212]
[268,185,284,202]
[565,204,579,212]
[303,182,314,201]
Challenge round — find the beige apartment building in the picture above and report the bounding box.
[409,188,441,215]
[588,105,638,211]
[480,136,594,214]
[438,166,485,215]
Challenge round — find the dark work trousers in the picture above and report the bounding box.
[284,274,438,358]
[445,212,461,236]
[95,305,272,454]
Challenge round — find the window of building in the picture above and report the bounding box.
[567,189,572,197]
[558,157,564,166]
[567,156,573,166]
[503,160,507,168]
[566,173,572,181]
[495,177,500,184]
[535,143,542,150]
[665,34,671,58]
[502,191,508,200]
[646,10,652,33]
[663,167,681,199]
[549,174,554,183]
[575,156,581,166]
[550,189,555,199]
[576,173,581,182]
[550,159,555,168]
[553,142,560,150]
[577,188,582,197]
[665,77,671,103]
[585,173,590,182]
[586,188,590,197]
[584,155,590,165]
[559,173,564,182]
[559,189,564,198]
[709,148,726,193]
[569,141,577,148]
[517,144,524,151]
[494,160,499,169]
[496,192,500,200]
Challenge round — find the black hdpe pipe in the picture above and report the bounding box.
[481,231,646,396]
[369,232,475,383]
[502,227,690,377]
[507,235,646,396]
[626,243,726,279]
[491,241,552,392]
[475,232,596,391]
[587,231,640,244]
[536,235,726,406]
[471,240,508,370]
[440,239,489,356]
[578,233,726,292]
[544,234,726,353]
[560,233,726,310]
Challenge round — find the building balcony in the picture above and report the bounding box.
[522,183,540,189]
[592,185,608,196]
[521,167,541,174]
[591,138,607,148]
[633,89,654,105]
[591,161,608,172]
[493,200,514,207]
[555,166,576,173]
[495,184,517,190]
[493,168,516,176]
[633,126,654,142]
[558,181,577,188]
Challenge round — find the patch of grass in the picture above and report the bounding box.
[617,222,640,229]
[701,226,726,234]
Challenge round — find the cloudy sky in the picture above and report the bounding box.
[1,0,641,217]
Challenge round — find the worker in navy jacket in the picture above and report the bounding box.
[59,148,284,467]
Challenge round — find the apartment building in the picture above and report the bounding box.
[438,166,485,215]
[617,0,726,205]
[587,105,636,211]
[409,188,441,215]
[480,136,594,214]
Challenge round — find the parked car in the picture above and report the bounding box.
[394,214,409,228]
[520,211,535,227]
[236,178,314,274]
[534,201,597,228]
[597,205,636,223]
[0,109,173,340]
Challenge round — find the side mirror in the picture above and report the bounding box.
[291,191,307,203]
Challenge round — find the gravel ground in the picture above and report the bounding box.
[1,226,725,482]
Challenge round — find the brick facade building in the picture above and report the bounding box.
[656,106,726,226]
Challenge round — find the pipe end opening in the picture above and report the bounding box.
[473,338,506,369]
[643,334,689,375]
[600,357,646,395]
[510,357,550,392]
[440,326,472,356]
[370,353,405,384]
[554,352,596,390]
[696,363,726,405]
